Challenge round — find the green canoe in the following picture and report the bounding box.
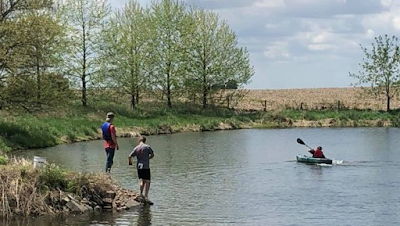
[296,154,332,164]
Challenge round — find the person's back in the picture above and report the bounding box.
[309,146,325,158]
[132,143,153,170]
[129,136,154,205]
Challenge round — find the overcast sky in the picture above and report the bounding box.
[109,0,400,89]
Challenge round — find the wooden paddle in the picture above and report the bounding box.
[297,138,312,150]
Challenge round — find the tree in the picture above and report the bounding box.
[186,9,253,108]
[350,35,400,112]
[0,0,65,110]
[17,11,67,105]
[100,0,150,109]
[62,0,110,107]
[148,0,192,108]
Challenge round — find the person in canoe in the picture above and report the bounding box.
[308,146,325,158]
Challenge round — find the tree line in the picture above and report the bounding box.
[0,0,254,110]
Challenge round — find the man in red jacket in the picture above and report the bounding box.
[309,146,325,158]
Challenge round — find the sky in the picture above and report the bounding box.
[109,0,400,89]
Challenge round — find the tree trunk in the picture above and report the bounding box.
[202,45,207,109]
[131,94,136,109]
[387,95,391,112]
[167,63,172,108]
[82,78,87,107]
[136,89,139,105]
[82,23,87,107]
[36,50,41,103]
[167,79,171,108]
[202,77,207,109]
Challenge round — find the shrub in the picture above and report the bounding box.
[39,164,69,191]
[0,155,8,165]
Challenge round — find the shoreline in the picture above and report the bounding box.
[41,118,395,147]
[1,107,399,154]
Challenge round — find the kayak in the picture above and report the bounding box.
[296,154,332,164]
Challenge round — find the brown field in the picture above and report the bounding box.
[233,88,400,111]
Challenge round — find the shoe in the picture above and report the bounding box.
[145,198,154,205]
[135,195,145,203]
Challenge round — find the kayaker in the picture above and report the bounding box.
[129,136,155,205]
[101,112,119,173]
[309,146,325,158]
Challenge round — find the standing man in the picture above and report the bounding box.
[129,136,154,205]
[102,112,119,173]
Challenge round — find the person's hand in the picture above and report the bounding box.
[128,158,132,165]
[116,144,119,150]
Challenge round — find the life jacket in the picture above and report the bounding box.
[101,122,112,141]
[313,149,324,158]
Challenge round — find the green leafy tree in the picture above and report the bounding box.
[350,35,400,112]
[148,0,192,108]
[100,0,150,109]
[17,11,67,105]
[186,9,253,108]
[0,0,62,110]
[62,0,110,107]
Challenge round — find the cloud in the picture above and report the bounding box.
[254,0,285,8]
[184,0,257,9]
[108,0,400,88]
[263,41,291,60]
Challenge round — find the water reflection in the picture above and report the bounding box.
[137,206,152,226]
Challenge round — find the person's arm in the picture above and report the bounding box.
[128,148,136,165]
[110,125,119,150]
[308,149,315,154]
[149,147,154,159]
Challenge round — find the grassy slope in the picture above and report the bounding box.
[0,102,259,152]
[1,102,400,153]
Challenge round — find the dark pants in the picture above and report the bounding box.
[105,148,115,172]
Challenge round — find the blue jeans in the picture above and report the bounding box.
[105,148,115,172]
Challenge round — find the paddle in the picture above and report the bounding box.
[297,138,312,150]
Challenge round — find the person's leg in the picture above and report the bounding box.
[105,148,110,172]
[144,180,151,198]
[139,179,145,196]
[106,148,115,173]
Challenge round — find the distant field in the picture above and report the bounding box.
[234,88,400,111]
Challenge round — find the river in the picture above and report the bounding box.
[8,128,400,225]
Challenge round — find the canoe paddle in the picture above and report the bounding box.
[297,138,312,150]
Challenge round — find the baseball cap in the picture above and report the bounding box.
[106,112,115,118]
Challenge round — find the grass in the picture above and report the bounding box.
[0,101,259,152]
[259,109,400,127]
[1,100,400,153]
[0,157,122,218]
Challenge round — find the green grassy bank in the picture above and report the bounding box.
[0,102,260,153]
[1,102,400,153]
[257,109,400,128]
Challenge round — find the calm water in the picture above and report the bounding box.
[8,128,400,225]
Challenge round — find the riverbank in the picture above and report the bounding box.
[256,109,400,128]
[0,102,259,153]
[1,102,400,154]
[0,157,141,218]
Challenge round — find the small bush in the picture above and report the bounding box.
[39,164,69,191]
[66,131,76,141]
[0,155,8,165]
